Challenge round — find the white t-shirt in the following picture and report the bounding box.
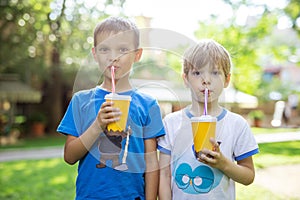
[158,107,259,200]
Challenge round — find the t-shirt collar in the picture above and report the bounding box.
[185,107,227,121]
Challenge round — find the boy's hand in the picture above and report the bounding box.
[198,138,228,170]
[96,101,121,131]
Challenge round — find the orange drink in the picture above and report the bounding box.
[105,93,131,132]
[191,115,216,159]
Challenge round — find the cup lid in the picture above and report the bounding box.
[191,115,217,122]
[105,93,132,101]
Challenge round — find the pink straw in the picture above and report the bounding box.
[111,66,115,93]
[203,88,208,115]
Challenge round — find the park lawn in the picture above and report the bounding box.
[1,141,300,199]
[0,158,77,200]
[0,135,66,151]
[251,127,300,134]
[1,127,299,151]
[255,141,300,169]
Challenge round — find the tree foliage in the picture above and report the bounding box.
[193,0,299,101]
[0,0,126,132]
[284,0,300,36]
[1,0,299,130]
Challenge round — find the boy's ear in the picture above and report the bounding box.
[134,48,143,62]
[92,47,97,61]
[224,73,231,88]
[182,73,190,88]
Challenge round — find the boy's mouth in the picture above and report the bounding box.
[108,65,119,70]
[201,89,211,96]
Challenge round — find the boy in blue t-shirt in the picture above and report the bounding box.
[57,17,165,200]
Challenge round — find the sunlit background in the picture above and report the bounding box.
[1,1,300,199]
[1,0,300,135]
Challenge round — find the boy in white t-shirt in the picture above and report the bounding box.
[158,39,259,200]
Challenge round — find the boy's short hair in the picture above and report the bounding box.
[93,16,140,48]
[183,39,231,78]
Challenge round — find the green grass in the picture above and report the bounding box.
[0,128,299,199]
[0,158,77,200]
[251,127,300,134]
[1,143,298,200]
[236,140,300,200]
[0,135,66,151]
[255,141,300,169]
[1,127,298,151]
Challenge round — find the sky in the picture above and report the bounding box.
[123,0,230,40]
[123,0,289,40]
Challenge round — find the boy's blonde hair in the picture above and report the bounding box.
[183,39,231,78]
[93,16,140,48]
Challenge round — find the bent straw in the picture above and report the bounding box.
[114,126,130,171]
[122,129,130,164]
[203,88,208,115]
[111,66,115,93]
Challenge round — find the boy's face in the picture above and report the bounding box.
[92,31,142,80]
[183,64,230,103]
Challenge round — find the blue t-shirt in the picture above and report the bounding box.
[57,87,165,200]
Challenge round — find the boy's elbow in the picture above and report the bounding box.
[242,174,255,186]
[64,154,77,165]
[243,179,254,186]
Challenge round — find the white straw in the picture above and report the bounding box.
[204,88,208,115]
[122,128,130,164]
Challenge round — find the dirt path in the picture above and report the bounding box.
[254,164,300,199]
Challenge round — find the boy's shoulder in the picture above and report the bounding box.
[72,87,98,98]
[225,109,246,120]
[164,109,186,122]
[222,109,250,127]
[70,87,106,105]
[132,89,158,104]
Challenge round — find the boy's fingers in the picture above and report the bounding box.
[210,137,216,143]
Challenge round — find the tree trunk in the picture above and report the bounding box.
[45,48,63,134]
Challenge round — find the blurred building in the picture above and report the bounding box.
[0,74,42,134]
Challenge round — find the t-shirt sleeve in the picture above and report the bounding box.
[234,122,259,161]
[143,101,165,140]
[56,98,80,137]
[157,116,172,155]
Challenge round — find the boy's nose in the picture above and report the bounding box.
[109,51,121,62]
[201,73,211,85]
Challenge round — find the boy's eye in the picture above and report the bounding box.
[192,71,202,76]
[98,47,109,53]
[119,47,130,53]
[212,71,220,75]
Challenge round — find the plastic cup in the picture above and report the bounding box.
[105,93,131,132]
[191,115,217,159]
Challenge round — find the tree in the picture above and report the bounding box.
[193,0,299,100]
[284,0,300,36]
[0,0,126,133]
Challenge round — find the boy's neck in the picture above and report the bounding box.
[189,101,222,117]
[100,78,132,93]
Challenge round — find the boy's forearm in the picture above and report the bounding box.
[158,172,172,200]
[144,139,160,199]
[64,120,102,164]
[158,153,172,200]
[145,169,159,200]
[145,153,159,200]
[220,156,255,185]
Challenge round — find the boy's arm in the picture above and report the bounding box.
[64,120,102,165]
[64,101,119,165]
[158,152,172,200]
[200,140,256,185]
[144,138,159,200]
[216,156,255,185]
